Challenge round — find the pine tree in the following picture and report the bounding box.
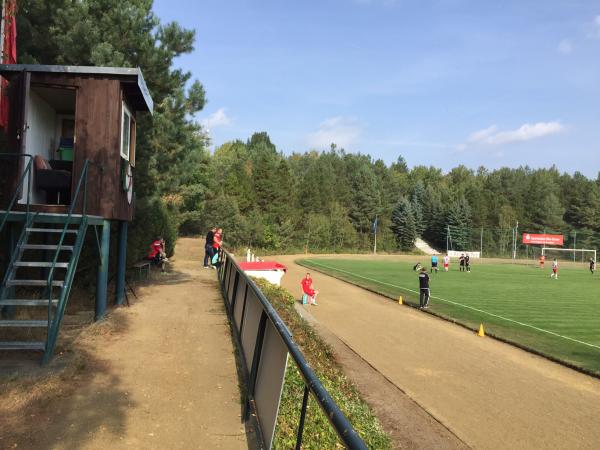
[390,198,417,251]
[446,197,471,250]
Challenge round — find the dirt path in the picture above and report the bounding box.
[2,238,247,449]
[277,254,600,449]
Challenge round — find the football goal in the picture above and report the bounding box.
[541,247,596,263]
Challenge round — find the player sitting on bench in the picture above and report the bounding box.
[146,236,168,272]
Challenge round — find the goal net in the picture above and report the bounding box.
[541,247,596,263]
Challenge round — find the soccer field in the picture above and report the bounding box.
[297,257,600,375]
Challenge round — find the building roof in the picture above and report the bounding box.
[0,64,153,113]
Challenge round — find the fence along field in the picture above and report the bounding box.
[298,257,600,375]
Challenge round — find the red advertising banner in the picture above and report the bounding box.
[522,233,564,246]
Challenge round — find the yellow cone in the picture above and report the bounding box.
[398,295,403,305]
[478,323,485,337]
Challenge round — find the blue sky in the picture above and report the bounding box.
[152,0,600,176]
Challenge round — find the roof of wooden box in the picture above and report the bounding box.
[0,64,153,114]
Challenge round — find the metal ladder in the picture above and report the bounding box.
[0,215,88,361]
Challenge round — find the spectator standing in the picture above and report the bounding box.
[211,228,223,268]
[204,227,216,268]
[418,267,430,309]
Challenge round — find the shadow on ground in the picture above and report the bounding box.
[0,304,132,448]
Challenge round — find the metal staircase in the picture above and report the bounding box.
[0,216,88,360]
[0,154,92,363]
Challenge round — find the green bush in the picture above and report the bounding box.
[128,196,178,262]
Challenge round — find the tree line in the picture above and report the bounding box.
[190,134,600,255]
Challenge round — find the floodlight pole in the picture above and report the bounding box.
[513,221,518,260]
[480,227,483,257]
[373,215,377,255]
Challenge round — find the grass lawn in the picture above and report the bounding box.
[297,257,600,375]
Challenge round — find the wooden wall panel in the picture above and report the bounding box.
[22,73,136,221]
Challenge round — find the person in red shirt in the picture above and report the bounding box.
[210,228,223,268]
[146,236,168,272]
[301,273,319,305]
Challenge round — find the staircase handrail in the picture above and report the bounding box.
[0,153,33,235]
[46,159,90,327]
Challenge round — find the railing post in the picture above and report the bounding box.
[115,221,128,306]
[295,386,310,450]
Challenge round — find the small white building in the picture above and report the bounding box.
[238,261,287,286]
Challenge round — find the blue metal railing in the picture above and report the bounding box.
[44,159,91,362]
[217,249,368,449]
[0,153,33,235]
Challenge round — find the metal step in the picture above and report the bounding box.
[13,262,69,268]
[0,299,58,306]
[0,320,48,328]
[21,244,74,251]
[26,228,77,234]
[0,341,46,351]
[6,279,64,287]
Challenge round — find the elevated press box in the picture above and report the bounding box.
[0,64,153,221]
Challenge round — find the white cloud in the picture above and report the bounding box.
[306,117,362,149]
[466,122,565,145]
[201,108,231,131]
[586,15,600,38]
[557,39,573,54]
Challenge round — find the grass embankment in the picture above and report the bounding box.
[254,279,391,449]
[297,258,600,376]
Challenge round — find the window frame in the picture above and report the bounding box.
[120,101,135,163]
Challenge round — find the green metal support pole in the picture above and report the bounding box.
[115,221,128,306]
[95,220,110,320]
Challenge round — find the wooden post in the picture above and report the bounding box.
[95,220,110,320]
[115,221,127,306]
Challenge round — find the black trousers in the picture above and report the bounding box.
[419,288,430,307]
[203,244,215,266]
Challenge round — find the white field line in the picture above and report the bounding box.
[306,260,600,351]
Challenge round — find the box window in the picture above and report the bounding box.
[120,101,135,163]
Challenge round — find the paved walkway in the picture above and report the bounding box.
[277,254,600,450]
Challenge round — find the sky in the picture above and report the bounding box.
[152,0,600,176]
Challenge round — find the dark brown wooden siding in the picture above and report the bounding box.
[1,72,138,221]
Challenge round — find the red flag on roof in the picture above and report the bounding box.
[0,0,17,129]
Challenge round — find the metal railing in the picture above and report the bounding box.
[44,159,92,362]
[217,249,367,450]
[0,153,33,235]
